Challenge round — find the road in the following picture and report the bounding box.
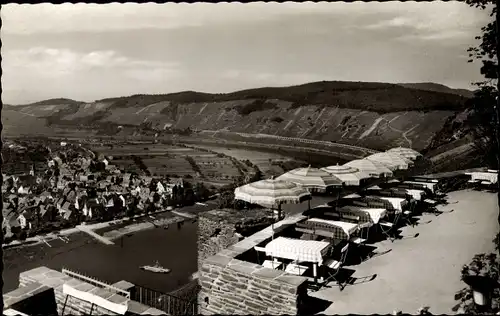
[200,130,379,156]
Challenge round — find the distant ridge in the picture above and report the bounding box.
[397,82,474,98]
[7,81,471,112]
[86,80,470,113]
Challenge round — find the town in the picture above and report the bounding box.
[2,138,215,245]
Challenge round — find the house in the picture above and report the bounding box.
[62,187,72,197]
[4,214,21,237]
[157,182,166,195]
[18,185,31,195]
[106,196,115,208]
[18,210,34,230]
[79,175,89,182]
[56,198,65,211]
[131,186,141,196]
[60,142,67,147]
[63,210,77,222]
[66,191,77,203]
[48,159,56,168]
[122,173,131,187]
[39,205,56,221]
[59,201,72,216]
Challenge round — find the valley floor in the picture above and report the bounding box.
[309,189,499,315]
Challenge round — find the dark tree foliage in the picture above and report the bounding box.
[464,0,498,169]
[454,2,500,313]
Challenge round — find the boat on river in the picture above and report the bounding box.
[140,261,170,274]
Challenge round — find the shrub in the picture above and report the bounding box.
[235,99,277,116]
[270,116,284,123]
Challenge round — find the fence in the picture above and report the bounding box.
[61,268,131,299]
[133,284,198,315]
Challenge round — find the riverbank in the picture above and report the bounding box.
[102,215,185,241]
[2,207,191,250]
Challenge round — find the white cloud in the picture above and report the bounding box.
[360,2,490,42]
[2,47,180,86]
[1,2,488,35]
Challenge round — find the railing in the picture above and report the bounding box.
[61,268,131,299]
[134,283,199,315]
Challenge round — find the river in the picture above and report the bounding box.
[3,218,197,294]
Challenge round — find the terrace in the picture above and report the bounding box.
[198,166,484,315]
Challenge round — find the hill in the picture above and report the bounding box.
[397,83,474,98]
[2,80,472,154]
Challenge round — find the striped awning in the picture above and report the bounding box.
[405,189,426,201]
[264,237,330,264]
[344,159,394,178]
[234,179,312,208]
[277,166,343,192]
[404,181,437,193]
[377,196,408,212]
[468,172,498,184]
[304,218,362,240]
[338,206,387,224]
[365,152,413,171]
[386,147,422,161]
[320,164,370,186]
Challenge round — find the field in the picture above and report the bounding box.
[191,145,305,177]
[89,143,253,185]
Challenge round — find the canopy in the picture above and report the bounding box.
[405,189,426,201]
[344,159,393,178]
[304,218,362,240]
[264,237,330,264]
[376,196,408,212]
[467,172,498,184]
[234,178,311,208]
[386,147,422,161]
[320,164,370,186]
[276,166,343,192]
[404,181,437,193]
[338,205,387,224]
[365,152,413,171]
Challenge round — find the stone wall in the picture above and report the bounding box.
[197,208,274,270]
[199,255,307,315]
[12,266,166,315]
[198,213,309,315]
[198,212,240,270]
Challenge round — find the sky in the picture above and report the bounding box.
[1,2,492,105]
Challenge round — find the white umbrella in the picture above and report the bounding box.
[344,159,393,178]
[234,178,311,215]
[386,147,422,161]
[234,178,311,238]
[365,152,413,171]
[276,166,343,193]
[320,164,371,186]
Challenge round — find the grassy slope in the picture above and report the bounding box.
[2,81,472,154]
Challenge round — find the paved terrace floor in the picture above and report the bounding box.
[309,189,499,315]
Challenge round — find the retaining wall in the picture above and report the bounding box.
[198,213,309,315]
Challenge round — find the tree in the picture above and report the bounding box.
[454,3,500,312]
[464,0,499,222]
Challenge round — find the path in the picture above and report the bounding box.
[172,210,197,219]
[76,225,115,245]
[309,190,499,315]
